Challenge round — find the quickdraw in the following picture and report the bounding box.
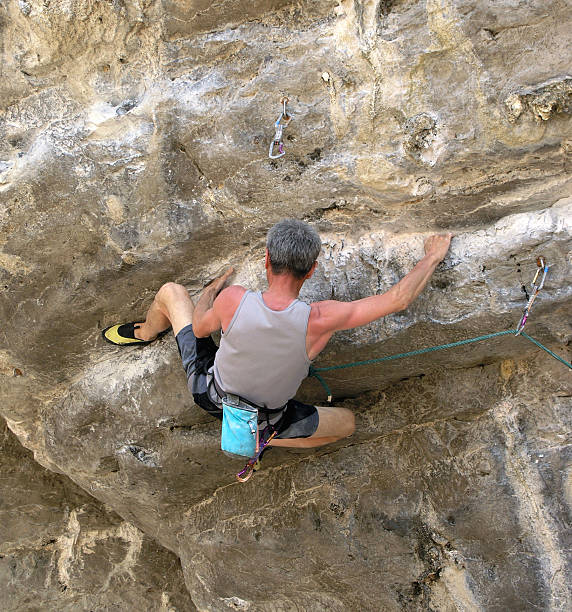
[268,97,291,159]
[236,426,277,482]
[515,256,549,336]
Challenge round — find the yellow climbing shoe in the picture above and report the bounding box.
[102,322,170,346]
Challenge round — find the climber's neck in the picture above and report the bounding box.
[262,249,315,310]
[263,273,304,309]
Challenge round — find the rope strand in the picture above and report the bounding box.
[309,329,571,401]
[520,332,572,370]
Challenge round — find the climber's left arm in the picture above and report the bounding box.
[192,268,244,337]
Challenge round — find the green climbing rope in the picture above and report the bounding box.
[520,332,572,370]
[309,329,571,401]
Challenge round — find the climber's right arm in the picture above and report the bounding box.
[306,234,452,359]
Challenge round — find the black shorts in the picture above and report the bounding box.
[175,324,319,439]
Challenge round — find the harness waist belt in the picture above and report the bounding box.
[212,376,286,413]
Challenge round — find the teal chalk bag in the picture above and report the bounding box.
[221,394,259,458]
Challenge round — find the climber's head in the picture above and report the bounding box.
[266,219,321,280]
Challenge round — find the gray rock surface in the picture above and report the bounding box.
[1,0,571,609]
[0,420,195,611]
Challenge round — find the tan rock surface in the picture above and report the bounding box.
[0,420,195,611]
[1,0,571,609]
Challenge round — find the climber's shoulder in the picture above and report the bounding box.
[307,299,351,333]
[305,300,346,359]
[214,285,247,310]
[213,285,248,329]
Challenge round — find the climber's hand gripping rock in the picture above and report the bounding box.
[424,233,453,264]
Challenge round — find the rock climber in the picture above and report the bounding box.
[103,219,452,448]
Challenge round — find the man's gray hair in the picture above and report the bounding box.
[266,219,321,279]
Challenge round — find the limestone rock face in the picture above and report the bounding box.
[0,420,195,611]
[1,0,571,609]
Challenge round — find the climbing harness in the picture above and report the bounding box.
[236,425,277,482]
[515,256,549,335]
[268,97,292,159]
[309,257,570,402]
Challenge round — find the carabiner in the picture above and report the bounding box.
[532,256,549,292]
[236,461,256,483]
[269,116,286,159]
[236,428,277,482]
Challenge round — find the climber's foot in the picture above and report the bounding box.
[102,322,170,346]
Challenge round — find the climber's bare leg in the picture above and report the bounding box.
[135,269,234,341]
[135,283,194,341]
[270,406,355,448]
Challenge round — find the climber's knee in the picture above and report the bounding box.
[155,282,195,334]
[157,282,187,305]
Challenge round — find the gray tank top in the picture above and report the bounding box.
[213,290,312,410]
